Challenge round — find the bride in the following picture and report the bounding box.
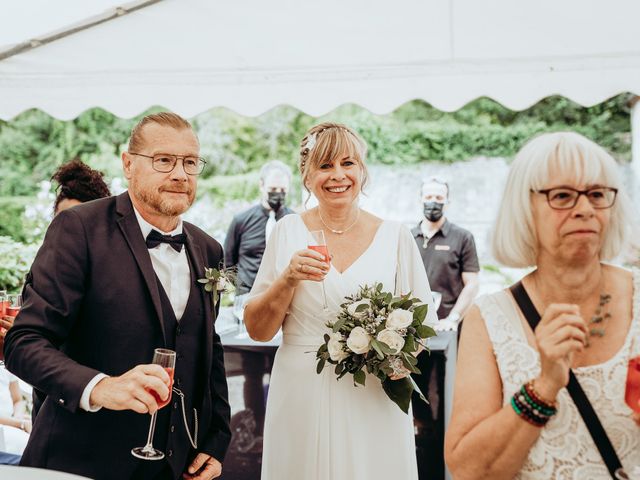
[244,122,438,480]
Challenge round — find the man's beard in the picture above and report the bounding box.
[132,179,194,217]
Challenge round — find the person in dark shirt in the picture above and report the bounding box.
[412,176,480,328]
[224,160,294,305]
[223,160,294,442]
[411,176,479,479]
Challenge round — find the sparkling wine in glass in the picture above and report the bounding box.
[625,356,640,413]
[308,230,330,311]
[131,348,176,460]
[0,290,8,316]
[6,294,22,318]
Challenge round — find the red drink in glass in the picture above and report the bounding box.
[308,245,330,263]
[6,306,20,317]
[625,356,640,413]
[147,367,174,409]
[1,301,9,316]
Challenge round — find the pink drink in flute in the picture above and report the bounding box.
[6,294,21,317]
[308,230,330,311]
[131,348,176,460]
[147,367,174,409]
[625,356,640,413]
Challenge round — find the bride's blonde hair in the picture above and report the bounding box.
[298,122,369,197]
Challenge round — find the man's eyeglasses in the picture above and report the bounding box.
[531,186,618,210]
[130,153,206,176]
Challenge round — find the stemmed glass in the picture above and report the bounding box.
[6,294,22,317]
[0,290,8,316]
[131,348,176,460]
[307,230,330,312]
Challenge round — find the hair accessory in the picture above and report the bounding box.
[306,132,317,152]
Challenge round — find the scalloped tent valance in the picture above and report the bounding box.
[1,0,639,120]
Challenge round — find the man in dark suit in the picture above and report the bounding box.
[3,112,231,480]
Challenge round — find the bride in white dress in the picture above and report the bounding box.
[244,123,437,480]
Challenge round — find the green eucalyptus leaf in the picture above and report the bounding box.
[413,304,429,324]
[353,369,366,386]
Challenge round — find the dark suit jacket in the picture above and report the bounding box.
[3,192,231,479]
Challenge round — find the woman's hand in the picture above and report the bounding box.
[534,303,588,401]
[284,249,329,287]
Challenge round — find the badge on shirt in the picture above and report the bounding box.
[434,244,451,251]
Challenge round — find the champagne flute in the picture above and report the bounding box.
[6,294,22,318]
[0,290,8,316]
[307,230,330,311]
[131,348,176,460]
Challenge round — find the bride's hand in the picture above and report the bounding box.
[284,249,330,287]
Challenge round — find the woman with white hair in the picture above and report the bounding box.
[445,132,640,479]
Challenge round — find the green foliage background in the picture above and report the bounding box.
[0,94,634,290]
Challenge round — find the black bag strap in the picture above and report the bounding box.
[509,281,622,478]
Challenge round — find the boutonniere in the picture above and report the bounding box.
[197,266,236,318]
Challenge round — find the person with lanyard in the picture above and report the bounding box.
[224,160,294,323]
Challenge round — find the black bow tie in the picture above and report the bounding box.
[145,229,187,253]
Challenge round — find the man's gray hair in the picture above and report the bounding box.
[260,160,292,183]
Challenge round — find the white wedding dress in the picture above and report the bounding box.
[248,215,438,480]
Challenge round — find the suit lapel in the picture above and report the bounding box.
[183,225,215,378]
[115,192,166,344]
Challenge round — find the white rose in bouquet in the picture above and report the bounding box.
[327,333,349,362]
[346,326,371,354]
[347,299,371,318]
[386,309,413,330]
[376,329,405,354]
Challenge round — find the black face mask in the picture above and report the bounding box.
[423,201,444,222]
[267,191,286,212]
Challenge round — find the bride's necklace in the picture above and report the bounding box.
[318,208,360,234]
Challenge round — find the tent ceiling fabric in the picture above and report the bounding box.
[1,0,639,120]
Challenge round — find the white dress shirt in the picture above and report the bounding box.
[79,205,191,411]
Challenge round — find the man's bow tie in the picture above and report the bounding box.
[145,229,187,253]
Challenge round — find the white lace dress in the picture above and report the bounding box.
[476,271,640,479]
[248,215,438,480]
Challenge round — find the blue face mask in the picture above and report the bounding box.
[423,201,444,222]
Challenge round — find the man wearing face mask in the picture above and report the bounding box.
[412,177,479,329]
[224,160,294,313]
[411,177,480,478]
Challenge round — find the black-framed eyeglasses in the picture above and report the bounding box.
[129,152,207,176]
[531,186,618,210]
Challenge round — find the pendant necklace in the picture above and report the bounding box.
[318,208,360,234]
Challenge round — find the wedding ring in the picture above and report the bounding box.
[298,263,304,272]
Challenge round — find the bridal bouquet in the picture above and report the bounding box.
[315,283,436,413]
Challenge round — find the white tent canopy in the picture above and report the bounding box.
[1,0,639,120]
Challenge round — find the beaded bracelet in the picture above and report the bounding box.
[512,393,548,426]
[511,380,558,427]
[525,380,557,409]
